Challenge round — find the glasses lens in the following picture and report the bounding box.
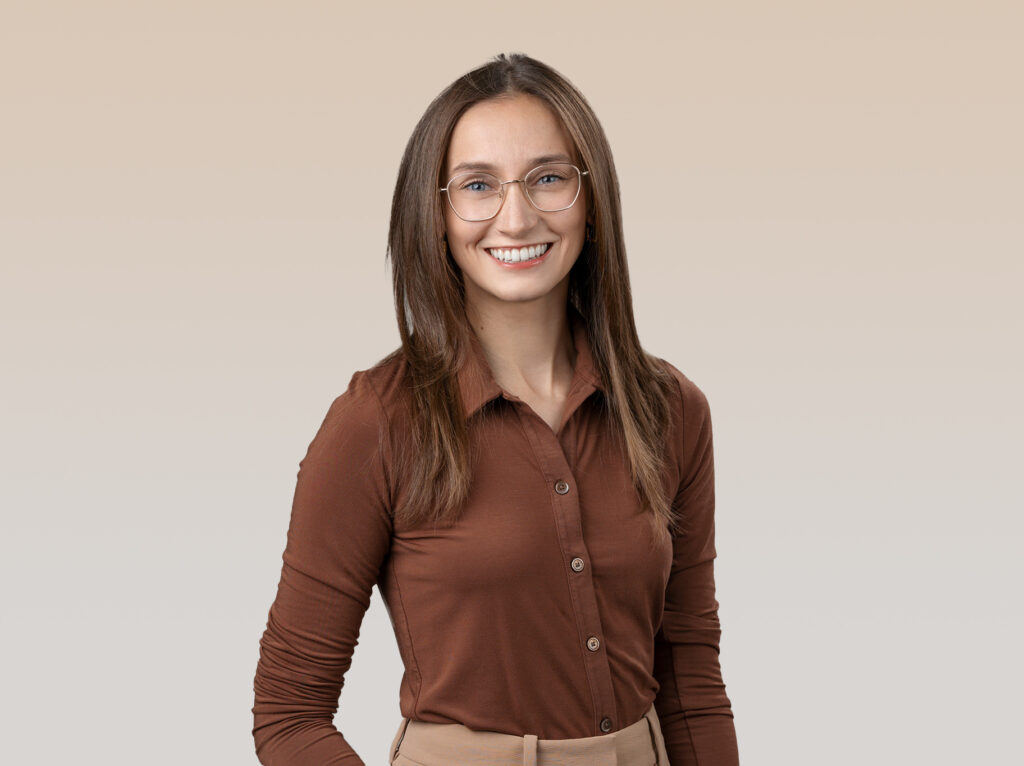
[524,163,581,212]
[445,172,503,221]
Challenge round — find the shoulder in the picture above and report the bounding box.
[357,344,411,416]
[326,345,407,415]
[650,356,715,490]
[649,358,716,520]
[651,355,712,427]
[310,346,408,457]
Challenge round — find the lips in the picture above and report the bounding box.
[485,242,552,264]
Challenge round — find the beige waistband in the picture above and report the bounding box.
[389,703,669,766]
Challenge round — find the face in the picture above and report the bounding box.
[442,93,588,316]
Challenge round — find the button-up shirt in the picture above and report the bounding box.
[252,305,738,765]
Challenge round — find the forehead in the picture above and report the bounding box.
[445,93,576,176]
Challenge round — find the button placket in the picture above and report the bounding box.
[517,409,618,736]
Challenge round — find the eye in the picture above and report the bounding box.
[453,174,497,193]
[528,165,572,188]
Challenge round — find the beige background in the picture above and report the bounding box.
[1,1,1021,764]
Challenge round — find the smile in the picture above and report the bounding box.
[485,243,552,264]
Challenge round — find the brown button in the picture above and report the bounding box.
[554,479,570,494]
[600,717,612,733]
[586,636,601,651]
[571,557,585,572]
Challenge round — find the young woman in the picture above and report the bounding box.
[252,53,739,766]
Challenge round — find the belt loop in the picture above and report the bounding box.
[522,733,538,766]
[390,717,411,763]
[645,716,660,765]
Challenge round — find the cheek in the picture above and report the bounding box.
[442,208,456,244]
[568,189,588,237]
[443,211,479,250]
[567,208,587,242]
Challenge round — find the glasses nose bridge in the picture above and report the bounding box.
[496,176,537,215]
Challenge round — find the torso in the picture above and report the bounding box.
[513,392,569,436]
[528,397,569,434]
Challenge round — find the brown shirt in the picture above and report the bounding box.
[252,305,738,765]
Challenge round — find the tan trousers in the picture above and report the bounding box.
[388,703,671,766]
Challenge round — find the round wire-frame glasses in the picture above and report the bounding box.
[439,162,589,222]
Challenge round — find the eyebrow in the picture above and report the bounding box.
[448,154,574,175]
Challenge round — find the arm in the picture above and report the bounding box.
[653,372,739,765]
[252,372,394,766]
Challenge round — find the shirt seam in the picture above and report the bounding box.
[669,643,701,765]
[669,368,690,539]
[667,366,705,763]
[361,370,395,514]
[387,552,423,716]
[361,371,424,716]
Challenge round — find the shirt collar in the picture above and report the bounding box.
[457,304,604,420]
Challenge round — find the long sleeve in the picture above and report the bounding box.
[252,372,394,766]
[653,373,739,765]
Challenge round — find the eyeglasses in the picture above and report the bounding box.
[440,162,589,222]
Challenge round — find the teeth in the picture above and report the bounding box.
[488,244,549,263]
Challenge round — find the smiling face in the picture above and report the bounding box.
[442,92,588,316]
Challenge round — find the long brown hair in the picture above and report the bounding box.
[383,52,679,535]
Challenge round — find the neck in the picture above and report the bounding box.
[465,297,577,399]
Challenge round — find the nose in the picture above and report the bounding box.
[494,180,538,234]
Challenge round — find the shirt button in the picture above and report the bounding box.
[600,717,613,733]
[586,636,601,651]
[571,557,585,572]
[554,479,570,494]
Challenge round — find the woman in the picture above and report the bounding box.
[252,53,739,766]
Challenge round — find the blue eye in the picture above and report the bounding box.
[455,175,497,194]
[532,171,570,188]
